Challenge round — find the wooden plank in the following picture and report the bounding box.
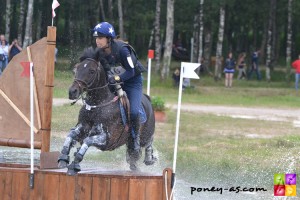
[11,172,29,200]
[110,178,129,200]
[75,175,92,200]
[0,171,12,200]
[145,178,163,200]
[129,179,146,200]
[42,173,59,200]
[92,177,111,200]
[41,26,56,152]
[59,174,76,200]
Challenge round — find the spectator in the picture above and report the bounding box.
[224,52,235,88]
[0,38,9,76]
[291,54,300,90]
[248,49,261,80]
[8,39,22,61]
[172,68,180,87]
[237,52,247,80]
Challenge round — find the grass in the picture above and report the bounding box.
[51,58,300,198]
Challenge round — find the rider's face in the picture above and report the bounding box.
[95,37,108,49]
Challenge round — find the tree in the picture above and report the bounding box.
[17,0,25,45]
[5,0,11,42]
[154,0,162,74]
[23,0,34,48]
[161,0,174,80]
[197,0,204,72]
[266,0,277,82]
[286,0,293,82]
[117,0,124,39]
[214,5,225,81]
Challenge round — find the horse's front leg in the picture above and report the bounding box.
[67,124,108,175]
[58,123,83,168]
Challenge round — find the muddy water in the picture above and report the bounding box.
[0,136,277,200]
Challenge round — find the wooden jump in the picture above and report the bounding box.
[0,164,173,200]
[0,27,173,199]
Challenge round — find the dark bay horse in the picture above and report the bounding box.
[57,48,157,175]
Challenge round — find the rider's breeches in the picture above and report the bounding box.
[122,74,143,121]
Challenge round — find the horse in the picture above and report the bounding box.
[57,48,157,175]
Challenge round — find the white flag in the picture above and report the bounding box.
[181,62,200,79]
[52,0,60,18]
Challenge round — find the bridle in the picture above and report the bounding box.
[70,58,114,107]
[74,58,108,92]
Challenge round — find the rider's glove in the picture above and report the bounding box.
[108,75,121,84]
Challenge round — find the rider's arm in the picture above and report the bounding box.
[119,46,135,81]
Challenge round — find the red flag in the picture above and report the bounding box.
[20,62,31,78]
[52,0,60,18]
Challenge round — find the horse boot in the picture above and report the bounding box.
[58,124,83,168]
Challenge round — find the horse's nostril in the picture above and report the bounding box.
[69,88,78,100]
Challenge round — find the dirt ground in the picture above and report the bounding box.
[53,98,300,124]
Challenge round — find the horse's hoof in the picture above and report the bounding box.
[144,156,157,166]
[67,168,78,176]
[130,163,140,171]
[57,154,70,168]
[67,161,81,176]
[58,160,68,168]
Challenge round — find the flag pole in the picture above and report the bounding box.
[171,63,184,189]
[27,47,35,189]
[171,62,200,190]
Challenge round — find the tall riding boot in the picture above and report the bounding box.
[131,116,141,152]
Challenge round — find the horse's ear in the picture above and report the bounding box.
[80,47,96,61]
[95,48,111,72]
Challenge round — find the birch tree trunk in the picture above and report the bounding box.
[214,6,225,81]
[99,0,106,21]
[154,0,162,74]
[161,0,174,80]
[5,0,11,42]
[192,14,199,63]
[17,0,25,45]
[197,0,204,73]
[266,0,276,82]
[35,0,43,40]
[117,0,124,39]
[23,0,34,48]
[108,0,114,23]
[286,0,293,82]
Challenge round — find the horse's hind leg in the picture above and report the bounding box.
[58,124,83,168]
[144,138,157,166]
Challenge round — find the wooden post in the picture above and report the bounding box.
[41,26,56,152]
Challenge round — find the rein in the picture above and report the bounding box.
[70,58,117,108]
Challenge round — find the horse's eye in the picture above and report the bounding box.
[89,69,96,74]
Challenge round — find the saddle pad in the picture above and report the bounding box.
[119,101,147,125]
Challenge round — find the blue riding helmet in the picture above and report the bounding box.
[92,22,116,39]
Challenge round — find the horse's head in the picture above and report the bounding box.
[69,48,107,100]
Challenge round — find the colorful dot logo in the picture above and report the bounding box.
[274,173,296,196]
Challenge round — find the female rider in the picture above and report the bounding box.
[92,22,146,156]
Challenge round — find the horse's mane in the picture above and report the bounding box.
[79,47,111,72]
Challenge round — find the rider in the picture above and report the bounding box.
[92,22,146,156]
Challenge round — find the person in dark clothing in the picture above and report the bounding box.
[92,22,146,156]
[248,49,261,80]
[224,52,235,87]
[8,39,22,62]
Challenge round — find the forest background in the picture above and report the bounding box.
[1,0,300,81]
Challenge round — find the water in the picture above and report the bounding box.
[1,136,300,200]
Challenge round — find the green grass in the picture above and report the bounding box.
[51,58,300,195]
